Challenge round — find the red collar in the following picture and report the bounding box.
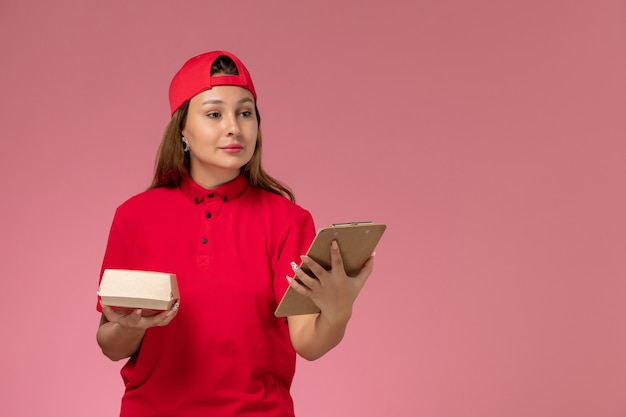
[179,174,249,204]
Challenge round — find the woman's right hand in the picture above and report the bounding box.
[101,302,179,330]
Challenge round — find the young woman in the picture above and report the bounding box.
[96,50,375,417]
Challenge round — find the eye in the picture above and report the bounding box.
[239,110,253,117]
[206,112,220,119]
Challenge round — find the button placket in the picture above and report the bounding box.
[197,193,222,251]
[200,200,211,245]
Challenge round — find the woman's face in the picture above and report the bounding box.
[182,85,258,188]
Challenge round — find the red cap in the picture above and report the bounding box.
[168,50,257,116]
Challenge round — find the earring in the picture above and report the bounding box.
[182,137,190,152]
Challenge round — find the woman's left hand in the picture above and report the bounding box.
[287,240,374,323]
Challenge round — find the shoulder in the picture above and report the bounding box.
[246,187,312,221]
[244,188,316,254]
[115,187,179,216]
[243,187,315,237]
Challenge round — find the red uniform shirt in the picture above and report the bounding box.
[97,174,315,417]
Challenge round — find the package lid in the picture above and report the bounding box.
[98,269,179,311]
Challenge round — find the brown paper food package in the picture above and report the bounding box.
[98,269,179,311]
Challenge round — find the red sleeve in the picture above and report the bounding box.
[272,209,316,307]
[96,207,132,312]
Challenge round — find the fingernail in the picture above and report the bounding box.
[285,275,294,284]
[172,301,180,312]
[290,261,299,272]
[331,240,338,250]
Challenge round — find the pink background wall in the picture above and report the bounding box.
[1,1,625,416]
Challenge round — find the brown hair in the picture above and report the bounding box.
[150,56,295,202]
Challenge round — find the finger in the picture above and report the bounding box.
[120,309,143,325]
[285,275,313,297]
[291,261,320,289]
[100,303,115,320]
[160,302,180,325]
[300,256,329,282]
[141,309,176,327]
[101,304,129,323]
[357,253,375,280]
[352,254,375,290]
[329,240,345,273]
[157,311,177,327]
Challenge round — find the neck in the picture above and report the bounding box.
[190,167,240,190]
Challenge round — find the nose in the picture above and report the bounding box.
[225,113,241,136]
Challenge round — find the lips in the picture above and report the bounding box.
[220,144,243,153]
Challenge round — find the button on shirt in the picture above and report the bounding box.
[97,174,315,417]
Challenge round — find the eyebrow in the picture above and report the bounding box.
[201,97,255,105]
